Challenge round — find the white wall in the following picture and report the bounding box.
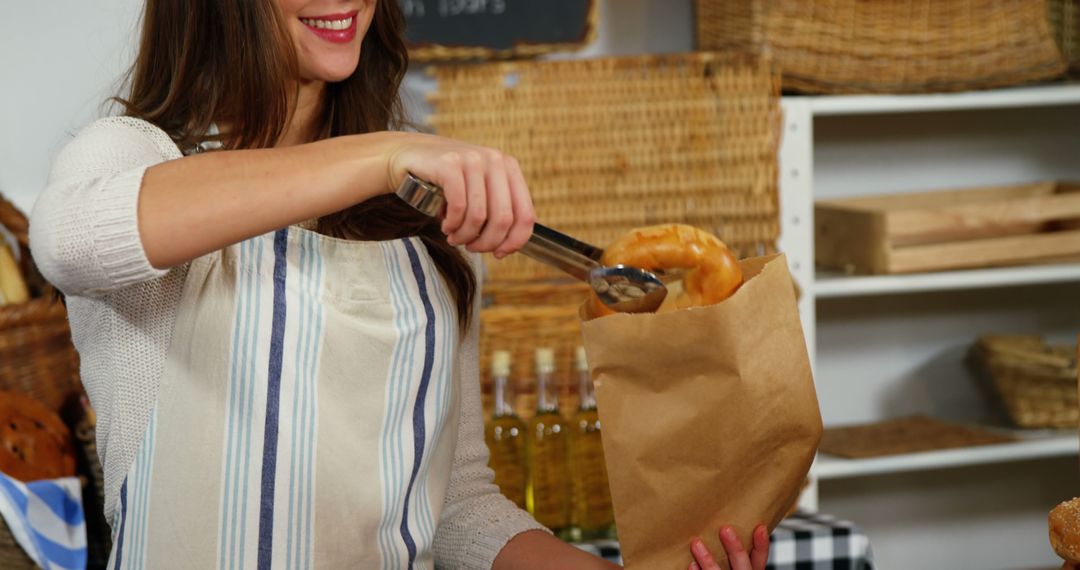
[0,0,144,213]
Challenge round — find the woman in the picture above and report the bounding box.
[30,1,768,568]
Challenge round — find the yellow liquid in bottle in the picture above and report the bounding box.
[526,411,572,536]
[570,407,615,539]
[486,414,527,509]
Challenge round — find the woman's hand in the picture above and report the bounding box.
[688,525,769,570]
[384,133,535,258]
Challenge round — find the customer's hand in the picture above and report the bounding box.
[688,525,769,570]
[384,133,535,258]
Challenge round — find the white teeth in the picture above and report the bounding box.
[300,16,353,31]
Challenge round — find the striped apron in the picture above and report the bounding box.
[106,228,461,569]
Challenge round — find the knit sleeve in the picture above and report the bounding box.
[29,116,183,297]
[432,259,550,569]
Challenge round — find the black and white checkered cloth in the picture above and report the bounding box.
[767,511,874,570]
[575,511,874,569]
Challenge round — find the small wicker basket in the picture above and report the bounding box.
[973,335,1079,429]
[0,195,84,567]
[1050,0,1080,75]
[696,0,1068,93]
[0,195,81,413]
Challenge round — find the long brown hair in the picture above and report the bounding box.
[117,0,476,329]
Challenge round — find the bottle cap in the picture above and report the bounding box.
[535,347,555,375]
[575,346,589,372]
[491,350,512,377]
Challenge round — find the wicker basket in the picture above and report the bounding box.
[973,335,1078,429]
[482,280,591,308]
[479,302,585,419]
[0,195,81,413]
[1050,0,1080,74]
[0,521,35,570]
[696,0,1068,93]
[429,53,781,282]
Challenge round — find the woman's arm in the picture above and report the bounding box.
[141,129,534,269]
[493,530,620,570]
[32,117,534,296]
[137,133,398,269]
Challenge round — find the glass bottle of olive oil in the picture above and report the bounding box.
[525,347,573,539]
[569,346,616,539]
[484,350,527,509]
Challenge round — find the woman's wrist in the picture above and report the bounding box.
[335,130,412,198]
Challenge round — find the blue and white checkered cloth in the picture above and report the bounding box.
[0,471,86,570]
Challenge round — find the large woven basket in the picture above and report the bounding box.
[0,195,82,413]
[973,335,1078,429]
[1050,0,1080,74]
[428,52,781,282]
[696,0,1068,93]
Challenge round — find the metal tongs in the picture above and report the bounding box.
[396,173,667,313]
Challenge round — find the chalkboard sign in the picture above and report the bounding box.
[398,0,597,60]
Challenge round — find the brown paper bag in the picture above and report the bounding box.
[581,254,822,570]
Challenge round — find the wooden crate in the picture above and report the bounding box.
[815,181,1080,274]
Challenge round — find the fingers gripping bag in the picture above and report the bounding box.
[581,253,822,570]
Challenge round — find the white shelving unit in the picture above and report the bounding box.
[816,263,1080,298]
[777,84,1080,569]
[810,82,1080,115]
[815,431,1079,480]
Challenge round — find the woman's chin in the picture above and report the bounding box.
[304,65,359,84]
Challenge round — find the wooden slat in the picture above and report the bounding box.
[888,229,1080,273]
[816,181,1056,212]
[887,192,1080,246]
[814,203,889,273]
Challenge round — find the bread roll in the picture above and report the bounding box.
[1050,497,1080,564]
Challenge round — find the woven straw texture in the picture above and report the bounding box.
[0,521,35,570]
[819,415,1015,459]
[696,0,1067,93]
[974,335,1078,429]
[1051,0,1080,74]
[428,53,782,282]
[478,303,585,419]
[0,195,81,414]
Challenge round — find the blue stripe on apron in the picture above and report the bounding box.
[112,480,127,570]
[221,239,249,569]
[412,247,455,552]
[378,240,420,568]
[287,230,321,570]
[302,232,324,569]
[399,239,438,567]
[238,238,266,569]
[133,412,156,567]
[257,229,289,569]
[222,236,265,570]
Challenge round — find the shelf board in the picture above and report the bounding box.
[787,82,1080,116]
[814,430,1078,480]
[814,263,1080,298]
